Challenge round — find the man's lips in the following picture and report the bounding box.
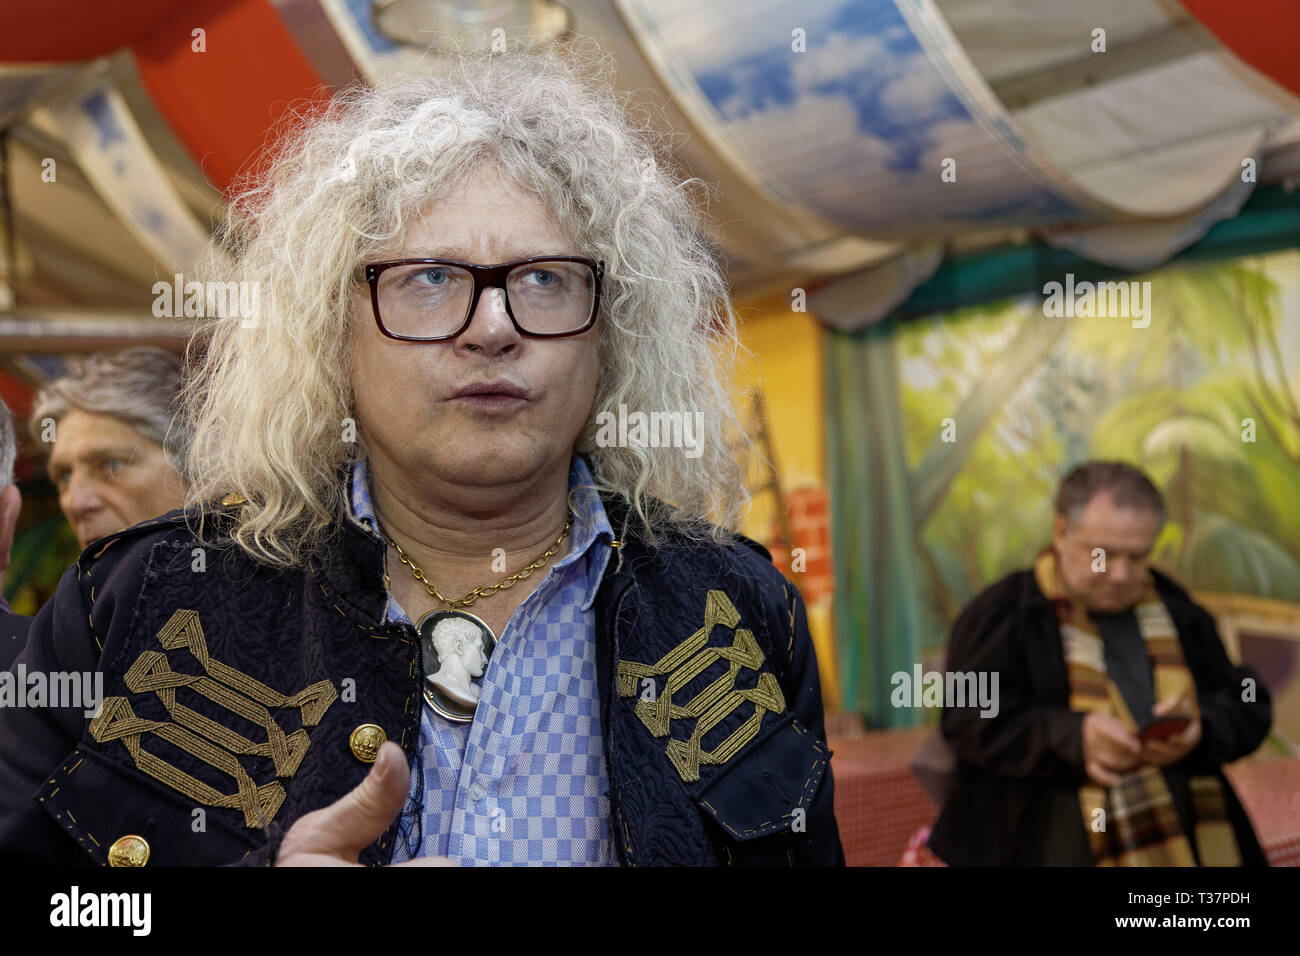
[449,381,529,400]
[448,381,530,411]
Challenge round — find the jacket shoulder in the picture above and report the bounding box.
[659,526,786,597]
[73,502,241,580]
[957,568,1038,626]
[1150,565,1195,604]
[1150,568,1225,648]
[729,531,772,563]
[598,487,772,562]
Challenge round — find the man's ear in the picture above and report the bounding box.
[1051,513,1067,550]
[0,483,21,576]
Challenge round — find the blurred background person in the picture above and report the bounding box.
[27,347,189,549]
[0,397,29,668]
[928,461,1271,866]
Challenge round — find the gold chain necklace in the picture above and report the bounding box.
[381,512,572,609]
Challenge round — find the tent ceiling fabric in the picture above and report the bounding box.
[932,0,1196,87]
[998,51,1292,217]
[0,0,331,193]
[2,0,1300,350]
[7,54,225,308]
[35,78,211,272]
[615,0,1300,234]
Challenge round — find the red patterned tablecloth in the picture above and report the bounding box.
[829,728,936,867]
[1225,757,1300,866]
[830,731,1300,867]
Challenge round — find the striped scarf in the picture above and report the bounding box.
[1034,550,1241,866]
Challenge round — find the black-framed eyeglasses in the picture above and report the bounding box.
[363,256,604,341]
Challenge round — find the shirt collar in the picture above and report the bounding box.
[347,452,613,613]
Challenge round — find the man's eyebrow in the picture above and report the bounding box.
[49,447,140,471]
[1091,545,1151,556]
[398,247,562,262]
[83,447,140,460]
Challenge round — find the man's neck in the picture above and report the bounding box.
[366,452,575,596]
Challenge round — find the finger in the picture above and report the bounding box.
[1141,742,1177,765]
[1152,694,1190,718]
[1106,729,1142,758]
[1175,719,1201,746]
[1147,728,1198,762]
[1095,715,1138,743]
[1100,749,1139,772]
[288,741,410,861]
[1087,761,1122,787]
[393,856,460,867]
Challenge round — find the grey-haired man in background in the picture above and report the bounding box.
[29,346,189,549]
[928,460,1270,866]
[0,397,29,668]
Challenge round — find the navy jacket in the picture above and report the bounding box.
[0,483,842,866]
[928,567,1270,866]
[0,606,29,671]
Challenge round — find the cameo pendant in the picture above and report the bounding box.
[416,608,496,723]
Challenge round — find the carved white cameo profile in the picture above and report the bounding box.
[417,610,496,722]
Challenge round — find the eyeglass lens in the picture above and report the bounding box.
[376,260,596,337]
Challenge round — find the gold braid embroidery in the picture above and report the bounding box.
[90,608,338,828]
[617,590,786,783]
[90,697,286,828]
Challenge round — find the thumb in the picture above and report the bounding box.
[292,741,411,861]
[1152,694,1187,717]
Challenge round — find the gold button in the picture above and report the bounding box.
[107,834,150,867]
[350,724,386,763]
[220,492,248,506]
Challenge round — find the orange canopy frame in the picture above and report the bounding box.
[0,0,332,193]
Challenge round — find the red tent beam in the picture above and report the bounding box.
[131,0,332,193]
[1177,0,1300,98]
[0,0,334,195]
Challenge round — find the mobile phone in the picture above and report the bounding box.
[1139,715,1191,743]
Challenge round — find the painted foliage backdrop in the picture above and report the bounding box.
[907,249,1300,621]
[829,247,1300,727]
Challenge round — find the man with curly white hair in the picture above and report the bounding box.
[0,46,841,867]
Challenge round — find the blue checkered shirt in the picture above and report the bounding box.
[346,453,615,865]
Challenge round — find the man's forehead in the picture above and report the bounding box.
[1079,491,1158,521]
[396,216,573,259]
[398,242,559,261]
[1077,534,1154,554]
[401,190,576,257]
[47,436,142,466]
[1070,495,1160,547]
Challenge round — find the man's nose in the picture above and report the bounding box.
[62,472,103,521]
[1110,559,1137,584]
[454,286,520,355]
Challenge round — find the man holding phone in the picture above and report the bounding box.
[928,461,1272,866]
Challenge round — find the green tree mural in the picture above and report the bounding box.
[829,250,1300,723]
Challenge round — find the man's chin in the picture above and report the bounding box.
[1091,596,1136,615]
[78,517,133,546]
[435,440,549,486]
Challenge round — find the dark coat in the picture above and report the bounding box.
[927,567,1271,866]
[0,482,842,867]
[0,606,30,671]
